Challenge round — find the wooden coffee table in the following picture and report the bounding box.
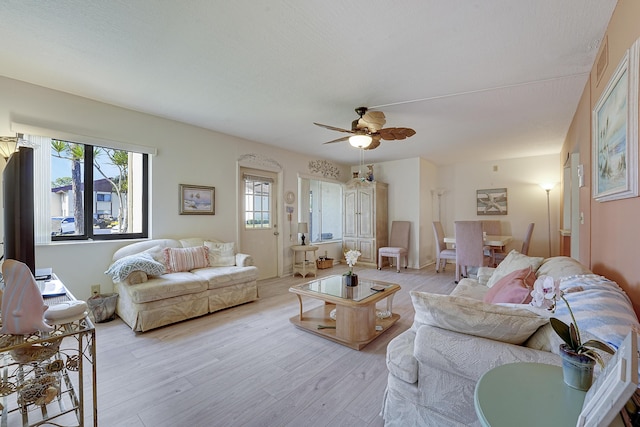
[289,275,400,350]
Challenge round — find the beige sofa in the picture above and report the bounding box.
[381,254,640,426]
[107,237,259,332]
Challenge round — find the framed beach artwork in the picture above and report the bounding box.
[476,188,507,215]
[179,184,215,215]
[592,37,639,202]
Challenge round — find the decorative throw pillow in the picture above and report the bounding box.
[125,270,148,285]
[483,266,536,304]
[143,245,166,265]
[410,291,549,345]
[105,253,166,283]
[486,250,544,288]
[163,246,210,273]
[204,241,236,267]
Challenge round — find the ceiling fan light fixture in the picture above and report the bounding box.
[349,134,372,148]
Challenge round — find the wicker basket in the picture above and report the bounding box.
[316,258,334,269]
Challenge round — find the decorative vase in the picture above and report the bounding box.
[343,273,358,287]
[559,344,595,390]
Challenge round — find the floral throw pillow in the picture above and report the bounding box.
[204,241,236,267]
[410,291,549,345]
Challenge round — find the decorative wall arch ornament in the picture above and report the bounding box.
[237,153,282,171]
[308,160,341,179]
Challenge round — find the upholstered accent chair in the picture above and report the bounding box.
[495,222,535,264]
[378,221,411,272]
[454,221,491,283]
[432,221,456,273]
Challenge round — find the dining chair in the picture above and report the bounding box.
[432,221,456,273]
[454,221,492,283]
[495,223,535,264]
[482,220,502,265]
[378,221,411,272]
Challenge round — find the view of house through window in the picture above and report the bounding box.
[45,137,148,240]
[300,177,342,243]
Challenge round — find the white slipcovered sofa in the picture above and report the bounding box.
[106,237,259,332]
[381,253,640,426]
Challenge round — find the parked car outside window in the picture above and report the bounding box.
[51,216,75,235]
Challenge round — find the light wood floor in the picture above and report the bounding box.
[93,263,457,427]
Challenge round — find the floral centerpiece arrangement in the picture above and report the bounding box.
[531,275,614,389]
[343,249,361,286]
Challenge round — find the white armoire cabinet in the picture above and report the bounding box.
[343,179,388,267]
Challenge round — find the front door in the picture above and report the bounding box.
[240,168,279,279]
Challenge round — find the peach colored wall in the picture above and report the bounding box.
[563,0,640,317]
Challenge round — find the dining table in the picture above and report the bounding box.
[444,234,513,267]
[443,235,513,247]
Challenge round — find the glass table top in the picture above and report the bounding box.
[296,275,394,301]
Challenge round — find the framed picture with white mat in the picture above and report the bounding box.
[577,330,638,427]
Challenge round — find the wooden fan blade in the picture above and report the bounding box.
[314,122,354,133]
[364,135,382,150]
[322,136,350,144]
[359,111,386,132]
[378,127,416,140]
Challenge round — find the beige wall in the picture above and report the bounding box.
[350,157,438,269]
[438,154,561,259]
[0,76,350,299]
[563,0,640,317]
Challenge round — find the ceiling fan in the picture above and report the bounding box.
[314,107,416,150]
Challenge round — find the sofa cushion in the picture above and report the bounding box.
[386,330,419,384]
[105,252,166,283]
[163,246,210,273]
[112,239,181,262]
[410,291,549,345]
[535,256,592,280]
[121,272,208,304]
[191,266,259,289]
[204,241,236,267]
[483,266,535,304]
[449,278,489,300]
[486,250,544,288]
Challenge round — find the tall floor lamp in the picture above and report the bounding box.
[540,183,556,257]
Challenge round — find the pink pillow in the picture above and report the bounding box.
[163,246,209,273]
[483,266,536,304]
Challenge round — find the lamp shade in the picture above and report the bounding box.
[297,222,308,233]
[539,182,556,191]
[349,134,372,148]
[0,137,18,160]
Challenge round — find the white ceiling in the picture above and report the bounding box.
[0,1,617,166]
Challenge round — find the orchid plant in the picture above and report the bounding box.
[530,275,614,367]
[344,250,361,276]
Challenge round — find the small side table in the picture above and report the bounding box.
[474,362,623,427]
[292,245,319,277]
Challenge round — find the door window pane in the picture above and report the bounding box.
[244,177,272,229]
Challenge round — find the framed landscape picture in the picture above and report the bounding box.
[179,184,215,215]
[477,188,507,215]
[592,37,639,202]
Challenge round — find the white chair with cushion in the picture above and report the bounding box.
[378,221,411,272]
